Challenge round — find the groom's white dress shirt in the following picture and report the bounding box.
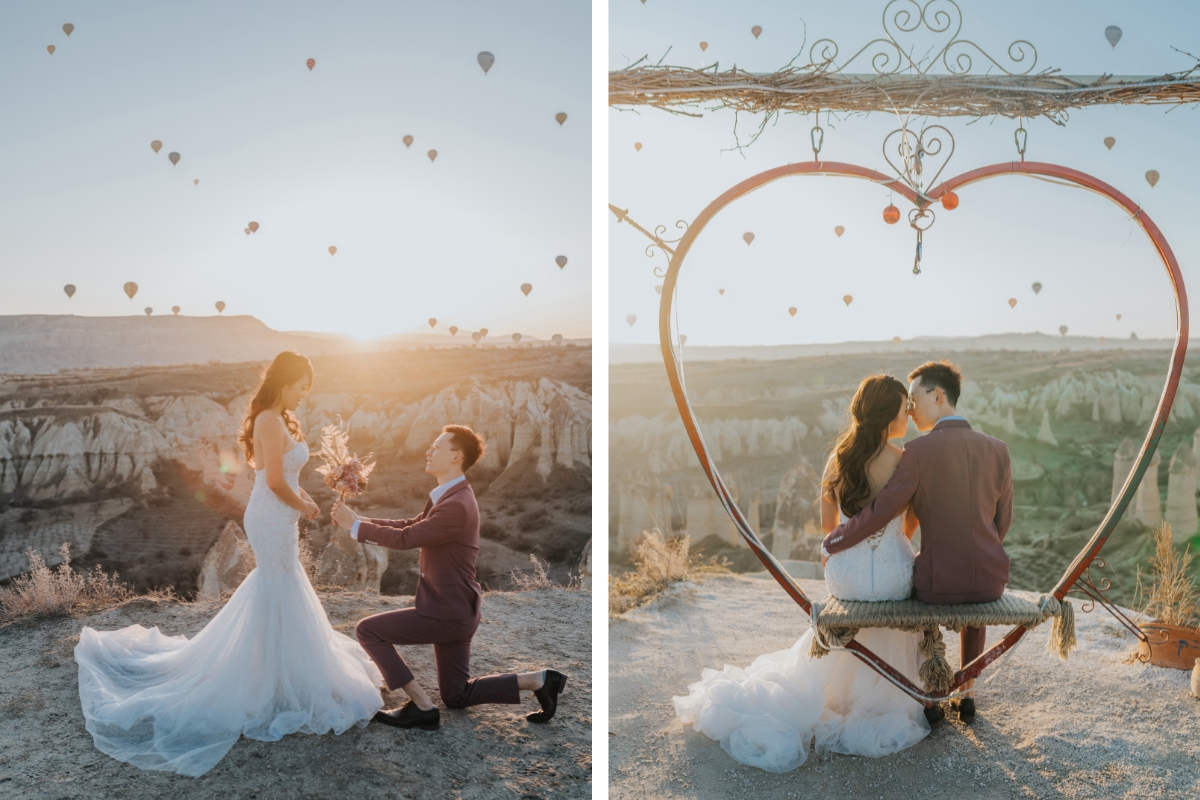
[350,474,466,541]
[820,416,966,561]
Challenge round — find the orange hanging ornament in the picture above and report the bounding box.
[882,204,901,224]
[941,191,960,210]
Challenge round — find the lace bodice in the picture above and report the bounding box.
[824,510,914,602]
[244,440,309,575]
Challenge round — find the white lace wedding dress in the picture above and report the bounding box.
[673,512,928,773]
[75,441,384,777]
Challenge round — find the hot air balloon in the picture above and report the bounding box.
[512,333,522,343]
[743,232,755,245]
[64,284,76,298]
[428,318,437,328]
[751,25,762,39]
[306,58,315,70]
[941,191,959,210]
[634,142,642,152]
[892,336,901,344]
[248,221,259,233]
[328,246,337,255]
[1104,136,1115,150]
[1104,25,1122,49]
[1116,314,1122,321]
[718,288,725,295]
[403,135,413,148]
[193,179,199,185]
[788,307,797,317]
[1032,282,1042,294]
[124,282,138,299]
[834,225,845,238]
[556,255,567,269]
[244,228,251,235]
[428,150,438,162]
[520,283,532,297]
[144,307,153,316]
[700,41,708,51]
[151,140,162,154]
[1008,298,1017,308]
[1146,170,1160,188]
[168,152,180,166]
[626,314,637,327]
[449,326,458,336]
[477,51,495,74]
[480,328,488,337]
[172,306,180,315]
[471,331,482,343]
[843,294,853,306]
[63,23,74,36]
[679,334,688,345]
[552,333,563,344]
[215,301,226,313]
[1059,325,1068,336]
[47,45,55,54]
[883,204,900,224]
[555,113,567,126]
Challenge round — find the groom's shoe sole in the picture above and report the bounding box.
[951,698,976,724]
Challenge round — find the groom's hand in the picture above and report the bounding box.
[331,501,358,529]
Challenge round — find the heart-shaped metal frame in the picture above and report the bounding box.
[657,160,1188,701]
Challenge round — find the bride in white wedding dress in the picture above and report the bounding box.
[674,375,929,773]
[75,351,384,777]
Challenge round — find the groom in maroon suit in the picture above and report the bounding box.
[822,361,1013,725]
[331,425,567,730]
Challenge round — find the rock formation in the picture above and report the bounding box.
[1166,442,1198,542]
[578,539,592,591]
[1112,437,1139,505]
[1135,451,1162,528]
[317,528,389,591]
[769,458,823,561]
[685,475,742,548]
[196,521,255,601]
[1036,410,1058,446]
[615,482,675,554]
[0,498,134,581]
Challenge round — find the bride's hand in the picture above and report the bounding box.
[302,499,320,520]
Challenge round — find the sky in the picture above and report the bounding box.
[0,0,591,341]
[609,0,1200,346]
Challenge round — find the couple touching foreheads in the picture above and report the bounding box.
[75,352,568,777]
[675,360,1013,773]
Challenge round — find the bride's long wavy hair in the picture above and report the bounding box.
[238,351,313,468]
[823,374,908,517]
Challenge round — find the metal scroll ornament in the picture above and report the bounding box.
[882,124,954,273]
[809,0,1037,77]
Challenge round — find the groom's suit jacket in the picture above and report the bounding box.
[354,480,482,622]
[822,419,1013,604]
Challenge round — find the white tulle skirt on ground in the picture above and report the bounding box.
[75,564,384,777]
[673,626,930,773]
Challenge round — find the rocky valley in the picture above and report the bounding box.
[0,345,592,598]
[611,344,1200,602]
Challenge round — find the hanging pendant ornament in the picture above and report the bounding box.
[913,229,923,275]
[811,110,823,163]
[1014,118,1028,162]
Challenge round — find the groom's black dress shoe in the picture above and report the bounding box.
[374,700,440,730]
[951,697,976,723]
[527,669,568,723]
[923,702,945,726]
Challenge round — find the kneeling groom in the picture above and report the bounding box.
[331,424,567,730]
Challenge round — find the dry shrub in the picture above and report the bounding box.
[1134,522,1200,628]
[0,690,45,717]
[510,553,555,591]
[0,544,150,623]
[609,529,729,615]
[298,527,326,588]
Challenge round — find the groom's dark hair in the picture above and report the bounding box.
[444,424,486,470]
[908,360,963,408]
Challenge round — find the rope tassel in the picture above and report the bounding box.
[1044,597,1076,661]
[917,627,953,696]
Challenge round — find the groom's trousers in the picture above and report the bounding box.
[355,608,520,708]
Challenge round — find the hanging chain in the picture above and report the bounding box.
[1014,118,1027,162]
[811,109,824,162]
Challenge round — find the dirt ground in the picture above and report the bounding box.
[0,587,591,799]
[609,573,1200,800]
